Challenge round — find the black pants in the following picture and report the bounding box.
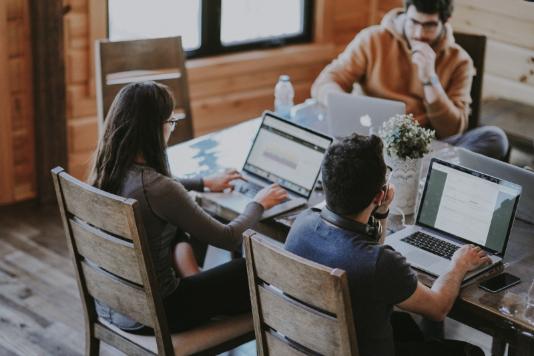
[392,312,485,356]
[130,258,250,335]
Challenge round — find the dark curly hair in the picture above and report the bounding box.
[404,0,454,22]
[321,134,387,215]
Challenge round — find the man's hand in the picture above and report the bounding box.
[203,169,243,192]
[376,183,395,215]
[451,244,492,274]
[411,40,437,83]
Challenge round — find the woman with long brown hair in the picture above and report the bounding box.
[89,81,287,333]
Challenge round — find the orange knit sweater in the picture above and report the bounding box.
[312,9,475,137]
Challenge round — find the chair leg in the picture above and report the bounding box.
[86,328,101,356]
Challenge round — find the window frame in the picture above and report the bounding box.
[106,0,314,58]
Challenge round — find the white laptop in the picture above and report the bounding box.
[200,111,333,220]
[458,147,534,224]
[326,92,405,138]
[386,158,521,281]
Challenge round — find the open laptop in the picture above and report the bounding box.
[326,92,405,138]
[386,158,521,281]
[458,147,534,224]
[200,111,333,220]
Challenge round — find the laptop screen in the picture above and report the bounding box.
[417,159,521,255]
[243,113,332,197]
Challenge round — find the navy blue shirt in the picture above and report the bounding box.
[285,209,418,356]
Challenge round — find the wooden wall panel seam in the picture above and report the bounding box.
[0,0,15,204]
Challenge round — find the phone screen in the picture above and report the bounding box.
[479,273,520,293]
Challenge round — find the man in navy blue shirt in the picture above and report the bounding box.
[285,134,489,356]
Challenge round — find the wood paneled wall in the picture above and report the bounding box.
[8,0,533,203]
[451,0,534,105]
[61,0,397,180]
[0,0,36,205]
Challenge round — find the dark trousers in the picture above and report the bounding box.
[131,258,250,335]
[392,312,485,356]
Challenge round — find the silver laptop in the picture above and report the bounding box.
[200,111,333,220]
[326,92,405,138]
[386,158,521,281]
[458,147,534,224]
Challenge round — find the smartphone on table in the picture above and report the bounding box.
[479,273,521,293]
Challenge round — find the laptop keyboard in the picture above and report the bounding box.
[402,232,460,260]
[236,181,263,198]
[236,180,291,203]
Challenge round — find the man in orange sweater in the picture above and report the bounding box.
[312,0,508,160]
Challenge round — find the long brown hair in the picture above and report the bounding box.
[88,81,174,194]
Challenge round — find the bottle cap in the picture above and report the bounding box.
[279,75,290,82]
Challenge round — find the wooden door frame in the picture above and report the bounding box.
[29,0,68,204]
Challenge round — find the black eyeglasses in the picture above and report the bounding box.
[408,17,440,32]
[165,113,185,131]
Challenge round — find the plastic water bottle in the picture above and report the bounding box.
[274,75,294,119]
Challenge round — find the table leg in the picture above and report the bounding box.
[508,330,534,356]
[491,335,506,356]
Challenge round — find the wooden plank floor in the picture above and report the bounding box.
[0,202,123,356]
[4,197,532,355]
[0,202,255,356]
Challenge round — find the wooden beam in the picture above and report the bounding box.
[485,40,534,87]
[29,0,68,204]
[88,0,107,98]
[369,0,379,24]
[0,1,15,204]
[483,73,534,105]
[452,3,534,50]
[455,0,534,23]
[314,0,334,43]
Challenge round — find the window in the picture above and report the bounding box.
[107,0,313,58]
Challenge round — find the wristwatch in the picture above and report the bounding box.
[423,74,440,87]
[373,209,389,220]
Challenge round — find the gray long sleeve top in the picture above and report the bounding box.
[96,164,263,329]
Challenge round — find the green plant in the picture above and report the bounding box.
[379,114,435,160]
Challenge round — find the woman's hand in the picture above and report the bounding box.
[254,184,288,210]
[203,169,243,192]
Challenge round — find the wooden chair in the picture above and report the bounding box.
[51,167,254,356]
[95,36,194,146]
[243,230,359,355]
[454,32,487,131]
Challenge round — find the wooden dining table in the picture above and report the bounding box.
[167,117,534,356]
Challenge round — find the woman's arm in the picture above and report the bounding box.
[149,173,263,251]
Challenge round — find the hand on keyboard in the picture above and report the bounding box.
[451,245,492,273]
[204,169,244,192]
[254,184,288,210]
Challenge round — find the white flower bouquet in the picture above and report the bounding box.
[379,114,435,160]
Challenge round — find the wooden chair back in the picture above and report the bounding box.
[454,32,487,131]
[51,167,174,355]
[95,36,194,145]
[243,230,359,355]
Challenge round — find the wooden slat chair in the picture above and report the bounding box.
[51,167,254,356]
[95,36,194,146]
[454,32,487,131]
[243,230,359,355]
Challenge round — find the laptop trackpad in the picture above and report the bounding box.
[407,250,437,268]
